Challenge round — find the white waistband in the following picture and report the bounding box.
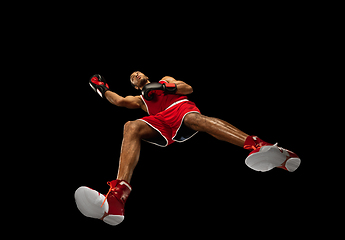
[165,99,189,110]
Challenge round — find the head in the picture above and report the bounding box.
[130,71,150,90]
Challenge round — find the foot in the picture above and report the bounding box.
[243,136,301,172]
[75,180,132,226]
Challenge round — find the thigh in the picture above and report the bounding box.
[138,115,174,147]
[131,119,160,139]
[183,112,206,131]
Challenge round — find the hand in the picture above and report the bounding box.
[141,82,164,100]
[89,74,110,98]
[141,82,177,100]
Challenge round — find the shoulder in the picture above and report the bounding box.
[134,95,147,112]
[133,95,145,105]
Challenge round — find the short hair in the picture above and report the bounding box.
[130,72,140,90]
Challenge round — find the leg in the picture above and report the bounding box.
[184,113,249,147]
[117,120,159,183]
[184,113,301,172]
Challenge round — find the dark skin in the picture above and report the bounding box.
[105,71,249,183]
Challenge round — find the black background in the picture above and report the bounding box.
[47,5,317,237]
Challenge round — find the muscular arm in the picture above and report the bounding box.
[105,91,147,112]
[161,76,193,95]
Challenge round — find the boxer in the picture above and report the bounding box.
[75,72,301,225]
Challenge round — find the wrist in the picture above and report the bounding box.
[98,85,109,97]
[164,83,177,94]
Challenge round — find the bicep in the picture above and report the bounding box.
[161,76,184,85]
[161,76,177,82]
[161,76,189,86]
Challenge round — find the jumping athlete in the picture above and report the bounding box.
[75,72,301,226]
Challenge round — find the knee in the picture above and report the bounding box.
[124,120,144,138]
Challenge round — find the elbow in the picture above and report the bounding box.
[115,98,126,107]
[175,82,193,95]
[187,85,193,94]
[180,85,193,95]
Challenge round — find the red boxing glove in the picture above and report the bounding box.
[89,74,110,98]
[142,82,177,100]
[164,83,177,93]
[147,90,162,99]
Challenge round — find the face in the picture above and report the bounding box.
[130,71,149,90]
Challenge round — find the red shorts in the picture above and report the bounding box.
[138,100,201,147]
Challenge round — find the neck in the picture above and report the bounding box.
[139,80,150,90]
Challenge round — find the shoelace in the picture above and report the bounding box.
[243,144,258,151]
[243,142,278,151]
[101,181,117,207]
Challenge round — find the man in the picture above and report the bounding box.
[75,72,301,226]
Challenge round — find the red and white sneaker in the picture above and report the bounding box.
[243,136,301,172]
[75,180,132,226]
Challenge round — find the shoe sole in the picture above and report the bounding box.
[285,158,301,172]
[245,145,300,172]
[103,215,124,226]
[75,187,124,226]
